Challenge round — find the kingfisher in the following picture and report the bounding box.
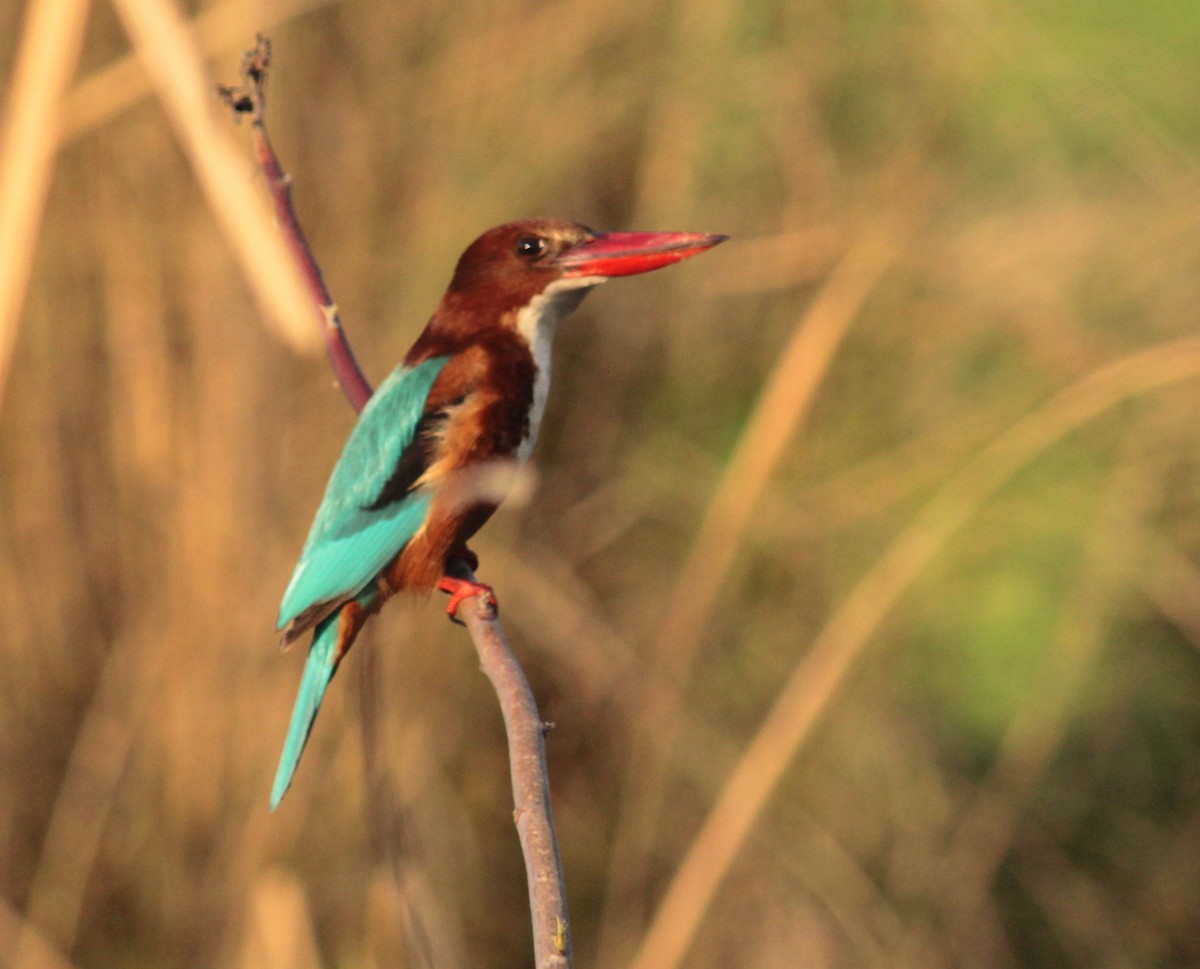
[270,218,726,808]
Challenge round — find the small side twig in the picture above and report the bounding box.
[219,37,572,969]
[218,34,371,413]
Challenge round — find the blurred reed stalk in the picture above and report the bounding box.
[917,446,1151,962]
[0,897,76,969]
[59,0,335,143]
[628,333,1200,969]
[0,0,91,409]
[107,0,321,354]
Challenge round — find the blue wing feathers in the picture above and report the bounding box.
[277,357,449,628]
[277,493,433,629]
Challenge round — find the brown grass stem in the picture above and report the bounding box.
[13,629,166,969]
[60,0,336,142]
[358,641,457,969]
[631,0,738,228]
[108,0,319,353]
[0,897,78,969]
[0,0,92,410]
[922,452,1149,963]
[628,335,1200,969]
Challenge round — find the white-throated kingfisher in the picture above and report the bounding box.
[270,219,726,808]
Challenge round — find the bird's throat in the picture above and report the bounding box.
[512,279,600,464]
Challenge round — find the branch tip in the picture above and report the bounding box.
[216,33,272,124]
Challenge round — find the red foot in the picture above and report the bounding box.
[436,575,497,625]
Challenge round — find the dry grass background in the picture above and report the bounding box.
[2,0,1200,967]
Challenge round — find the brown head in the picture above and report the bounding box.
[448,218,724,293]
[409,219,726,355]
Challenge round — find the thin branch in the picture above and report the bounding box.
[448,558,573,969]
[218,38,572,968]
[217,34,371,411]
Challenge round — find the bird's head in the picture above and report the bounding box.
[427,219,726,350]
[448,218,726,294]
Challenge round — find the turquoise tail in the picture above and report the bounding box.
[270,611,342,810]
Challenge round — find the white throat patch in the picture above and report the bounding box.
[512,275,605,464]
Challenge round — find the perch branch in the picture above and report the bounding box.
[219,36,572,969]
[447,557,573,969]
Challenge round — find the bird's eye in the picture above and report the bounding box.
[515,236,546,259]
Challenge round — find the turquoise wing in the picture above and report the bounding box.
[277,356,450,629]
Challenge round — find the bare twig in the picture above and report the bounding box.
[219,38,572,968]
[218,35,371,411]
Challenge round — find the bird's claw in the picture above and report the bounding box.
[447,545,480,573]
[436,575,497,625]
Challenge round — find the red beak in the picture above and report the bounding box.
[556,230,728,278]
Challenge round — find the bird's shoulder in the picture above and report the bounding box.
[415,333,541,467]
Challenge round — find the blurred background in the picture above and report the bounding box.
[2,0,1200,967]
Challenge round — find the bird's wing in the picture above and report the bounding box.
[276,356,451,632]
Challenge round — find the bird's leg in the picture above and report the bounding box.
[438,545,492,624]
[447,544,479,573]
[436,575,497,625]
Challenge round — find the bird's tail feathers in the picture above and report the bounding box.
[269,600,364,810]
